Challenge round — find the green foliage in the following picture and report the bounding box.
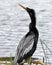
[6,53,13,65]
[0,53,13,65]
[10,53,13,65]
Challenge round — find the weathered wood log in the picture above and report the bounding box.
[20,58,46,65]
[0,57,46,65]
[31,60,46,65]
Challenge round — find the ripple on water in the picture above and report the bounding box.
[0,14,10,21]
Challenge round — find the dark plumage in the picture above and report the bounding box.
[13,4,39,65]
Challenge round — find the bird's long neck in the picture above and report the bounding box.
[29,13,39,38]
[29,14,36,32]
[30,15,36,26]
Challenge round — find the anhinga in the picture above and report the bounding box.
[13,4,39,65]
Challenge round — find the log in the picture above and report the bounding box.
[0,57,46,65]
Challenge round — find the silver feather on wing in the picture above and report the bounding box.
[13,32,35,65]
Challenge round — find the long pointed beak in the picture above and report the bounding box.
[18,3,27,11]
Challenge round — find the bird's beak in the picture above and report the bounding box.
[18,3,27,11]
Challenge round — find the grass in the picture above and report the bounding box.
[0,53,13,65]
[6,53,13,65]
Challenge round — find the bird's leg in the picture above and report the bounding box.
[26,57,31,65]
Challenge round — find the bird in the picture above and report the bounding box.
[13,4,39,65]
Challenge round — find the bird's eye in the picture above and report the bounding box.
[30,13,32,15]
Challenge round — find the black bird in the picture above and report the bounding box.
[13,4,39,65]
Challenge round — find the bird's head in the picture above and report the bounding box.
[19,4,36,31]
[18,4,35,17]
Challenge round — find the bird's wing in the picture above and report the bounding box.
[13,36,25,64]
[16,36,25,58]
[22,34,35,56]
[17,33,35,60]
[14,33,35,65]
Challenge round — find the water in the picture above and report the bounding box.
[0,0,52,65]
